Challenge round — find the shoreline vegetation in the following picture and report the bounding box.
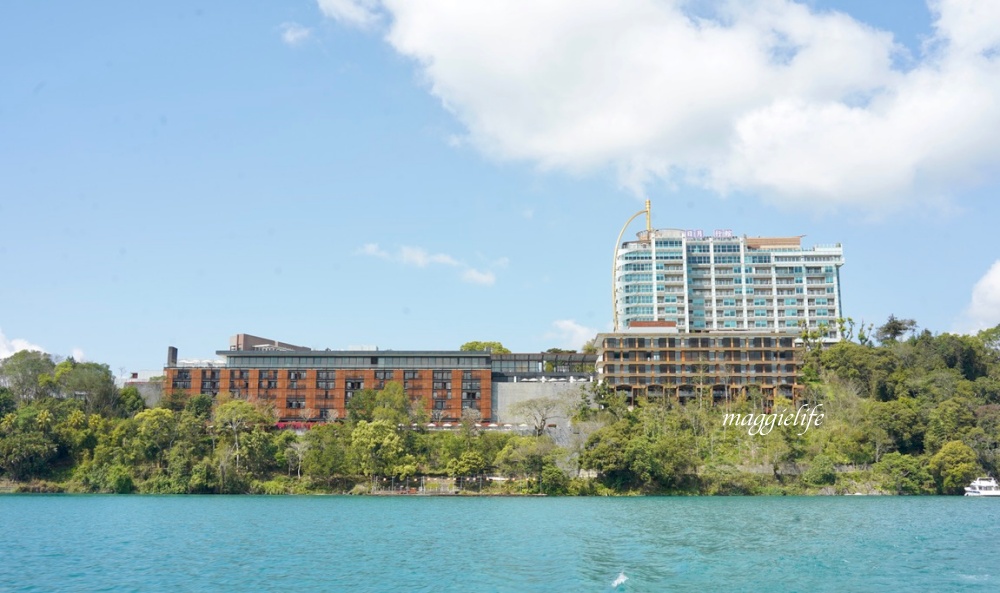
[2,318,1000,496]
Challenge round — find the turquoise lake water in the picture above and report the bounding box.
[0,495,997,592]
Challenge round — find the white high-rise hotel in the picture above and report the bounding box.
[615,227,844,339]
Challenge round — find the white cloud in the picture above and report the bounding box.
[544,319,598,351]
[957,260,1000,332]
[321,0,1000,213]
[932,0,1000,57]
[0,328,45,360]
[317,0,382,28]
[399,245,460,267]
[356,242,501,285]
[280,22,312,46]
[356,242,390,259]
[71,348,86,362]
[462,268,496,286]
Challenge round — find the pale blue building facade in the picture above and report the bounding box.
[615,228,844,339]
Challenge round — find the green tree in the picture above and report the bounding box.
[351,420,405,478]
[0,387,16,417]
[371,382,412,426]
[873,452,932,494]
[104,463,136,493]
[0,350,56,402]
[185,457,217,493]
[346,382,414,426]
[978,324,1000,353]
[159,411,212,493]
[134,407,177,468]
[459,341,510,354]
[802,454,837,486]
[630,431,697,490]
[932,333,991,381]
[159,390,191,412]
[580,420,633,488]
[447,450,489,478]
[53,408,98,464]
[581,408,697,491]
[72,416,146,492]
[302,423,352,480]
[213,399,272,472]
[345,388,378,424]
[821,341,899,400]
[539,464,570,495]
[971,404,1000,475]
[495,435,562,493]
[241,427,279,478]
[864,397,925,454]
[929,440,981,494]
[55,361,120,416]
[924,398,976,453]
[184,394,214,419]
[118,386,146,416]
[876,315,917,343]
[0,431,57,480]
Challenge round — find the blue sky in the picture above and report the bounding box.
[2,0,1000,375]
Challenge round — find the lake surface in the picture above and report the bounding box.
[1,495,997,592]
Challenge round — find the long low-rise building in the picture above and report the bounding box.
[164,328,807,422]
[596,330,803,404]
[163,335,598,423]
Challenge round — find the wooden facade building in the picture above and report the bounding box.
[596,332,804,405]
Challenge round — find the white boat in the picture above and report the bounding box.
[964,477,1000,496]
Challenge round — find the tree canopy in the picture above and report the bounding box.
[459,341,510,354]
[876,314,918,343]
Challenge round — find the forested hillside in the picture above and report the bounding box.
[2,319,999,495]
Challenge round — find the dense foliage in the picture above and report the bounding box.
[2,320,999,495]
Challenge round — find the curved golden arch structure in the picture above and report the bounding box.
[612,200,651,331]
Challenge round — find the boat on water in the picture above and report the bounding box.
[964,477,1000,496]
